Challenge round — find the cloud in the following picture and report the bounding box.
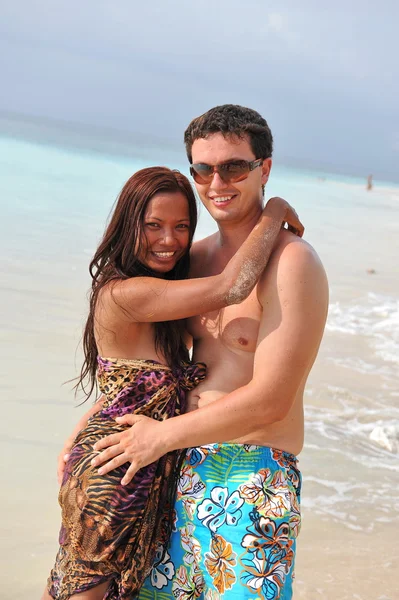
[266,12,284,33]
[392,133,399,153]
[0,0,398,180]
[264,12,300,45]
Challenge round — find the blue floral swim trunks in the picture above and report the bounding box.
[137,443,301,600]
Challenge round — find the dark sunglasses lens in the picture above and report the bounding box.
[190,164,213,183]
[219,161,250,182]
[190,161,251,183]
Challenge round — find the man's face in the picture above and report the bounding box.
[190,133,271,225]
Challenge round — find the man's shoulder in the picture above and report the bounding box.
[191,233,218,254]
[190,233,218,276]
[258,230,328,300]
[275,229,324,268]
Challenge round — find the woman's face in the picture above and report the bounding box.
[138,191,191,273]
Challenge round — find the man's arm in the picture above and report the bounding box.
[163,237,328,443]
[93,236,328,484]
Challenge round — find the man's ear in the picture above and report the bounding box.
[261,158,272,185]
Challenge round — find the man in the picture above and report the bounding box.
[90,105,328,599]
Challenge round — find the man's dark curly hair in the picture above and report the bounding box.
[184,104,274,163]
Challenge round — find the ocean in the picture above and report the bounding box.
[0,114,398,599]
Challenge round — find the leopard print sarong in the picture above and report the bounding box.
[47,356,206,600]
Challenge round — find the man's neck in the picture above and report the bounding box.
[216,208,263,258]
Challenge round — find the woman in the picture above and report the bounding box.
[43,166,302,600]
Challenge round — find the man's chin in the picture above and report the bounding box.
[207,209,238,223]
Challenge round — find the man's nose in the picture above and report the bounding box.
[209,171,229,189]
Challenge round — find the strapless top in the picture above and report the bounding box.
[96,356,207,420]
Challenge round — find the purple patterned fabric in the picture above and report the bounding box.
[47,357,206,600]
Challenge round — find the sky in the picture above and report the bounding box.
[1,1,398,181]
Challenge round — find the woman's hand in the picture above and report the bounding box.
[57,440,73,485]
[265,197,304,237]
[57,397,105,485]
[92,415,167,485]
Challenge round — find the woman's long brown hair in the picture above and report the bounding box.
[76,166,198,402]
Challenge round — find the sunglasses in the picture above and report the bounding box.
[190,158,263,184]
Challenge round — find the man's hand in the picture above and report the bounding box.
[92,414,166,485]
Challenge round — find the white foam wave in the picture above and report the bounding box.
[327,356,394,377]
[369,424,399,453]
[305,387,399,463]
[301,473,398,531]
[326,293,399,367]
[303,387,399,529]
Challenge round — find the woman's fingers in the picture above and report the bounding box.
[57,449,71,485]
[284,206,304,237]
[57,456,65,485]
[290,215,304,237]
[288,222,304,237]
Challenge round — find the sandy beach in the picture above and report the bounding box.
[1,127,398,599]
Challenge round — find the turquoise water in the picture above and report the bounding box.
[0,118,398,598]
[2,132,398,287]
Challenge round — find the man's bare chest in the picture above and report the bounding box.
[188,287,262,354]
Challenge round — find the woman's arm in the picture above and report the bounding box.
[92,239,328,485]
[60,199,301,477]
[103,197,303,323]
